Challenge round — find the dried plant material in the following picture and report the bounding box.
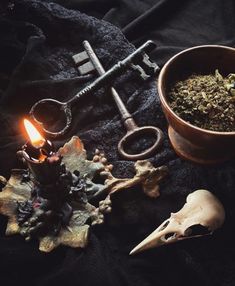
[169,70,235,132]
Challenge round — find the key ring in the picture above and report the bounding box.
[118,117,163,160]
[30,99,72,137]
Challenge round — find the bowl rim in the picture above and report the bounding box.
[158,44,235,136]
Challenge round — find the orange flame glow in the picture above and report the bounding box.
[23,119,45,149]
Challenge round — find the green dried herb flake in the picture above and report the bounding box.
[169,70,235,132]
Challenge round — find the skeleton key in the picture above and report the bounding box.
[76,40,163,160]
[30,40,158,138]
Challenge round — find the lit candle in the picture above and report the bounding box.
[24,118,46,149]
[18,119,61,185]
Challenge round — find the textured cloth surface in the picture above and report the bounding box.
[0,1,235,286]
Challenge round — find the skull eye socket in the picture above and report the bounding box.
[184,224,210,237]
[164,232,177,240]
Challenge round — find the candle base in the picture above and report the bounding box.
[0,136,168,252]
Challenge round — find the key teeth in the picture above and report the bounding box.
[77,61,96,75]
[131,63,151,80]
[72,50,90,65]
[73,41,158,79]
[73,50,96,75]
[130,52,160,80]
[143,53,160,73]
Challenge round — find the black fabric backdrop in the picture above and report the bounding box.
[1,1,235,285]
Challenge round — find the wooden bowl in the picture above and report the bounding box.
[158,45,235,164]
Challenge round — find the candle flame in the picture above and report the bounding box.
[23,119,45,148]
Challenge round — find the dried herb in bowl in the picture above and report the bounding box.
[169,70,235,132]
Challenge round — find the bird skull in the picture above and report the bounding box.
[130,189,225,255]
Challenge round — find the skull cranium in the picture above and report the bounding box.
[130,189,225,255]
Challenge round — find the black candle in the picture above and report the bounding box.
[18,119,61,185]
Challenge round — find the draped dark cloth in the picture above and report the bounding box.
[0,1,235,285]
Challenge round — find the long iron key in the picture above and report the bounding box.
[73,41,163,160]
